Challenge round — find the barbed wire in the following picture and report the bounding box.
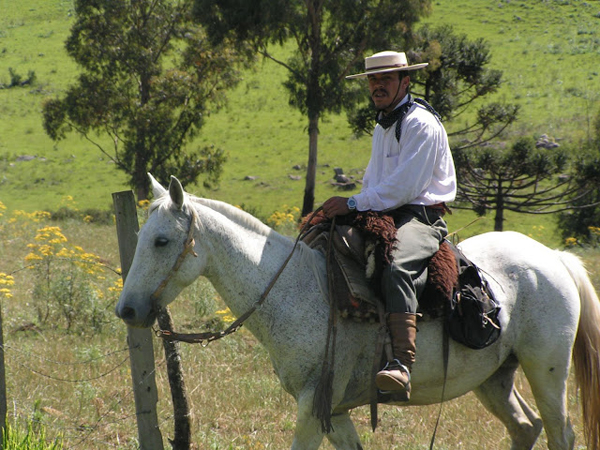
[3,338,172,449]
[1,343,130,367]
[66,358,168,450]
[5,258,122,278]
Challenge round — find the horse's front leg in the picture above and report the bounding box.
[292,390,364,450]
[291,389,325,449]
[326,412,364,450]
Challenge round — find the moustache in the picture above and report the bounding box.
[372,89,388,97]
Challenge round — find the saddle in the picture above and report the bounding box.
[301,215,459,321]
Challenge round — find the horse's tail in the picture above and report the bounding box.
[557,250,600,450]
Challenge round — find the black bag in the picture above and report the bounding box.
[447,249,501,349]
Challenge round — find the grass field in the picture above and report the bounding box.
[1,0,599,240]
[1,1,600,448]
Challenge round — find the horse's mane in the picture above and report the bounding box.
[191,196,274,237]
[149,191,280,239]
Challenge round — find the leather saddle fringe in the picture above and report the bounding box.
[312,218,338,433]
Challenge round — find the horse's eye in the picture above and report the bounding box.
[155,237,169,247]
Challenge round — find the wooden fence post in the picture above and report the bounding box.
[113,191,164,450]
[0,299,7,449]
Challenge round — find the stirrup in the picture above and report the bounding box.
[380,359,411,381]
[377,359,411,396]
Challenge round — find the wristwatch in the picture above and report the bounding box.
[347,196,357,211]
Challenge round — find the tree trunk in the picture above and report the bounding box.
[134,73,152,202]
[494,178,504,231]
[302,0,323,217]
[302,114,319,216]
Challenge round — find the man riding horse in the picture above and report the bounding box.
[322,50,456,398]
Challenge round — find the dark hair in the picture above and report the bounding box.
[401,73,411,94]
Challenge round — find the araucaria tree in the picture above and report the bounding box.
[43,0,247,200]
[455,137,599,231]
[194,0,433,216]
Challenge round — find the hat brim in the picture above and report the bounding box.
[346,63,428,79]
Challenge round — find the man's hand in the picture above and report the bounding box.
[322,196,351,218]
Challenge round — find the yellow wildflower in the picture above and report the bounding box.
[564,237,578,247]
[0,273,14,299]
[0,273,14,286]
[109,278,123,294]
[216,307,236,324]
[25,253,43,262]
[588,226,600,236]
[35,226,67,244]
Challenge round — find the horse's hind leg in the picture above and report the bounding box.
[474,356,543,450]
[520,357,575,450]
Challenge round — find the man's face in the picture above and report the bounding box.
[368,72,408,113]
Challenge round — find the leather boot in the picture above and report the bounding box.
[375,312,418,397]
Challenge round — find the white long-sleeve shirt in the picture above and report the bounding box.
[353,95,456,212]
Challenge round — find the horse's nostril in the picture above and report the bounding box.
[119,306,136,321]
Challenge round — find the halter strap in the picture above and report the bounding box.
[150,209,198,302]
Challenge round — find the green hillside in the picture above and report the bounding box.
[1,0,599,244]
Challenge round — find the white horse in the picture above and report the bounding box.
[116,175,600,450]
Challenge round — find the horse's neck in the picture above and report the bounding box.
[192,200,321,336]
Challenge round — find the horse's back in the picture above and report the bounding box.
[458,231,581,362]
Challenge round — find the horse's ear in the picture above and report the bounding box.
[168,176,185,210]
[148,173,167,198]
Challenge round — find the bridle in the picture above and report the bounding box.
[150,208,199,303]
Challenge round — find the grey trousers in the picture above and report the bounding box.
[381,206,448,314]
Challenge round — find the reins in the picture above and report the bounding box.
[156,207,324,345]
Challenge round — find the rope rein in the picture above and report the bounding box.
[156,207,324,345]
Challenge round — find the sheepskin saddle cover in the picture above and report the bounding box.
[301,210,458,322]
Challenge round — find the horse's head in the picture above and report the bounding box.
[115,174,206,328]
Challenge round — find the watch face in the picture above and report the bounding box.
[348,198,356,209]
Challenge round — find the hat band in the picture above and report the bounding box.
[366,63,407,71]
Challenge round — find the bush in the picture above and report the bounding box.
[24,225,120,333]
[5,68,36,88]
[50,206,114,225]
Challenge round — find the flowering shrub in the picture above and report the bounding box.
[0,272,14,300]
[215,307,236,324]
[565,227,600,248]
[266,205,300,235]
[564,236,579,247]
[24,224,119,333]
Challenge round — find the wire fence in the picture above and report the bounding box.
[0,192,181,449]
[1,336,159,449]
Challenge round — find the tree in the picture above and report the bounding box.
[43,0,248,200]
[194,0,433,216]
[455,137,600,231]
[348,24,519,151]
[557,107,600,243]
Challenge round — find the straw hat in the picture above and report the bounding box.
[346,51,428,79]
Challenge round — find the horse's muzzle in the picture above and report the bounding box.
[115,297,157,328]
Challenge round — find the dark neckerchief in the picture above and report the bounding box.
[375,95,441,142]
